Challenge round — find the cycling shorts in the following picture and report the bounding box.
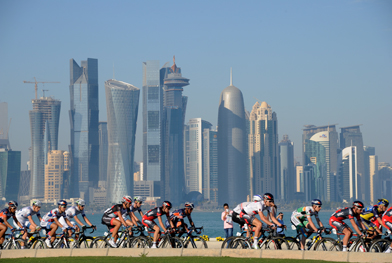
[329,218,349,233]
[291,214,308,230]
[102,216,118,231]
[142,219,156,229]
[13,220,30,229]
[40,221,55,230]
[239,212,256,225]
[382,219,392,231]
[360,218,376,230]
[232,212,246,227]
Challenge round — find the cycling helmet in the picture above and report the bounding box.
[8,200,18,208]
[353,200,364,209]
[311,199,322,206]
[162,201,172,208]
[32,200,42,207]
[253,195,263,202]
[185,202,194,209]
[76,199,86,206]
[134,196,143,202]
[58,200,67,206]
[263,193,274,201]
[122,195,132,204]
[377,199,389,207]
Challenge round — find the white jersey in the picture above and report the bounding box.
[292,206,319,221]
[64,206,85,220]
[233,202,251,214]
[16,206,41,224]
[243,201,271,215]
[41,208,66,223]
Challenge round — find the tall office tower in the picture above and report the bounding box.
[98,122,108,188]
[303,125,338,201]
[217,72,247,205]
[19,170,31,198]
[142,61,170,184]
[378,162,392,201]
[340,125,367,200]
[364,146,378,204]
[105,79,139,204]
[0,102,8,140]
[0,143,21,200]
[29,97,61,199]
[338,146,358,201]
[203,129,218,203]
[278,135,294,200]
[69,58,99,200]
[185,118,212,194]
[44,150,67,200]
[248,101,278,198]
[161,57,189,204]
[296,165,303,193]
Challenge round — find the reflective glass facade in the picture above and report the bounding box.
[278,135,294,200]
[105,79,139,204]
[98,122,108,185]
[0,150,21,201]
[69,58,99,199]
[203,129,218,202]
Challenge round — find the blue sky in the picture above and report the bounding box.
[1,0,391,167]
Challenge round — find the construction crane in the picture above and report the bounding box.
[23,77,60,99]
[42,89,49,98]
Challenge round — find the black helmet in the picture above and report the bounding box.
[58,200,68,206]
[185,202,194,209]
[353,200,364,209]
[8,200,18,208]
[162,201,172,208]
[263,193,274,201]
[311,199,322,206]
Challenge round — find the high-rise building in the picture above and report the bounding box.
[29,97,61,199]
[98,122,108,187]
[161,57,189,204]
[296,165,303,193]
[278,135,294,200]
[69,58,99,200]
[185,118,212,194]
[378,162,392,201]
[217,72,247,205]
[0,144,21,201]
[338,146,358,201]
[203,129,218,203]
[303,125,338,201]
[0,102,8,140]
[340,125,367,200]
[363,146,378,204]
[44,150,68,200]
[249,101,278,198]
[105,79,140,204]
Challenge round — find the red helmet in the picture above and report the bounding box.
[162,201,172,209]
[122,195,132,204]
[353,201,364,209]
[263,193,274,201]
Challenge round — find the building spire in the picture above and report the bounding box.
[171,55,177,73]
[230,67,233,86]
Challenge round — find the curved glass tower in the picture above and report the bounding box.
[105,79,140,204]
[217,73,247,205]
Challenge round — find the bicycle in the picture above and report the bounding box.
[127,226,152,248]
[90,226,132,248]
[71,226,96,248]
[330,229,378,252]
[284,226,335,251]
[15,229,46,249]
[52,228,75,249]
[369,231,392,253]
[180,226,207,249]
[1,229,23,249]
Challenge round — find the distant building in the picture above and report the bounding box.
[0,102,8,140]
[203,129,218,203]
[378,162,392,201]
[29,97,61,199]
[339,146,358,201]
[296,165,303,193]
[0,147,21,201]
[278,135,294,200]
[217,72,247,205]
[98,122,108,188]
[44,150,68,200]
[105,79,139,204]
[69,58,99,201]
[134,181,154,198]
[19,170,31,199]
[249,101,278,198]
[364,146,378,204]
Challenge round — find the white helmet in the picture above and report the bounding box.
[33,200,42,207]
[253,195,263,202]
[134,196,143,202]
[76,199,86,206]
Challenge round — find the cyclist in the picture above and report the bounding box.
[329,201,366,252]
[142,201,175,248]
[360,198,389,239]
[381,204,392,253]
[291,199,324,250]
[129,196,144,226]
[40,200,74,248]
[59,199,96,239]
[165,202,195,236]
[14,200,43,249]
[102,195,134,248]
[0,201,23,248]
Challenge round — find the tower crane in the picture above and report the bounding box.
[23,77,60,99]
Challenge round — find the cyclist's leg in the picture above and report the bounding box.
[110,218,121,242]
[291,215,307,250]
[21,222,32,247]
[383,220,392,253]
[48,222,58,242]
[0,222,7,245]
[142,219,159,245]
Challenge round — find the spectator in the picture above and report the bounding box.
[275,212,285,237]
[221,203,233,239]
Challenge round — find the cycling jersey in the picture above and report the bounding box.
[41,208,66,223]
[242,201,272,215]
[165,208,193,228]
[15,206,41,227]
[64,206,86,220]
[330,207,361,222]
[0,208,17,224]
[130,204,143,214]
[382,207,392,231]
[360,205,381,221]
[292,206,319,221]
[103,204,130,219]
[233,202,251,214]
[143,207,168,221]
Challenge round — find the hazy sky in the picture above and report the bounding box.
[1,0,391,168]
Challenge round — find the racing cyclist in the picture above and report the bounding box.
[381,205,392,253]
[115,196,144,234]
[291,199,325,250]
[329,201,366,252]
[0,201,23,248]
[360,198,389,239]
[165,202,195,236]
[142,201,175,248]
[14,200,43,249]
[102,195,134,248]
[59,199,96,239]
[40,200,74,248]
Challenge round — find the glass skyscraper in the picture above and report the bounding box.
[0,102,8,140]
[98,122,108,188]
[29,97,61,199]
[339,146,358,201]
[105,79,139,204]
[278,135,294,200]
[69,58,99,200]
[0,149,21,201]
[203,129,218,203]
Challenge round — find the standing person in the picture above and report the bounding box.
[221,203,233,239]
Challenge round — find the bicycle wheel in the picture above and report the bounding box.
[230,237,251,249]
[160,236,184,248]
[221,236,236,249]
[76,236,94,248]
[263,237,290,250]
[129,236,150,248]
[353,239,368,252]
[90,236,109,248]
[6,240,21,249]
[31,239,46,249]
[368,241,383,253]
[314,237,338,251]
[284,237,300,250]
[370,239,390,253]
[55,239,71,249]
[183,236,208,249]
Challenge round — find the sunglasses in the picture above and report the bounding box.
[61,205,67,208]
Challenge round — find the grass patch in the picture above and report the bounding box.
[1,256,345,263]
